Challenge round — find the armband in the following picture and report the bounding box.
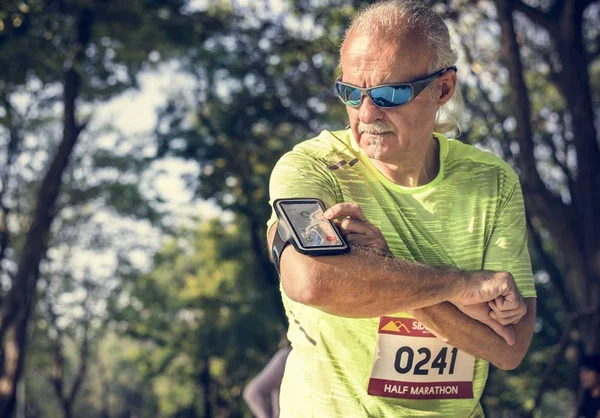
[271,198,349,275]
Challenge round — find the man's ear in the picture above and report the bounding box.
[441,81,450,98]
[437,73,456,106]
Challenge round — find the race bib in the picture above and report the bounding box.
[368,316,475,400]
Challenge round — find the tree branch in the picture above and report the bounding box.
[0,4,92,332]
[45,297,66,407]
[66,317,90,407]
[0,94,22,286]
[512,0,557,29]
[496,0,546,189]
[588,28,600,63]
[459,36,513,160]
[536,128,573,187]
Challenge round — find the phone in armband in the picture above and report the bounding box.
[271,198,350,274]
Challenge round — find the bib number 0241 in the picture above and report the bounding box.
[394,346,458,376]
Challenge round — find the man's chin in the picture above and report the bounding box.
[361,144,387,161]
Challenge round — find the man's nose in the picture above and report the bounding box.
[358,95,385,124]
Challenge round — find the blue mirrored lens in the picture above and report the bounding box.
[370,85,412,107]
[336,83,362,107]
[336,82,415,108]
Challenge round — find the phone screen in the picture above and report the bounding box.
[279,201,344,248]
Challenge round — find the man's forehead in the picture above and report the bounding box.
[341,31,433,81]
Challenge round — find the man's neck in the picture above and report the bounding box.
[371,136,440,187]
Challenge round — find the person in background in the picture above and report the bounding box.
[243,346,291,418]
[579,355,600,418]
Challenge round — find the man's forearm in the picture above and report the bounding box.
[269,223,523,320]
[410,298,536,370]
[278,238,465,317]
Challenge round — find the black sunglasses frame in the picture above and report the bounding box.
[335,66,457,109]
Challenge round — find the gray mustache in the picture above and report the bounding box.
[358,121,395,134]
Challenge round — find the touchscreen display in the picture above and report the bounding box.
[280,201,344,248]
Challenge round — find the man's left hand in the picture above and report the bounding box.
[455,302,516,345]
[324,202,391,257]
[488,293,527,325]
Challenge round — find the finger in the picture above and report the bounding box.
[345,234,388,253]
[488,306,527,325]
[483,318,516,346]
[455,302,516,345]
[490,293,525,312]
[488,306,526,321]
[324,203,367,222]
[489,310,525,325]
[344,232,369,246]
[488,300,527,318]
[488,298,527,315]
[338,218,382,236]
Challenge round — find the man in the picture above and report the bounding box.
[579,355,600,418]
[266,1,536,416]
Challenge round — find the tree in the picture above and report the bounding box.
[0,5,94,414]
[149,0,364,329]
[0,1,228,414]
[38,276,94,418]
[114,218,285,417]
[492,0,599,412]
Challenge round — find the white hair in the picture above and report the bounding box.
[341,0,463,137]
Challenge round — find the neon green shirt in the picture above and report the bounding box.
[267,129,536,417]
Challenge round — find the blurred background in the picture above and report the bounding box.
[0,0,598,417]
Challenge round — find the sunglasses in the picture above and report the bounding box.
[335,66,457,109]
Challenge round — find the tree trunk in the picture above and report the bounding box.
[0,7,93,416]
[553,1,600,272]
[200,358,212,418]
[496,0,587,293]
[550,1,600,353]
[505,0,600,353]
[98,355,110,418]
[496,1,600,411]
[59,401,72,418]
[0,97,22,284]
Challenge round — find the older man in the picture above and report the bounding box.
[266,1,536,416]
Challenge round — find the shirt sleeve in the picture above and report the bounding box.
[482,179,537,298]
[266,149,341,233]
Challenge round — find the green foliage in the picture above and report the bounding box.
[152,2,352,220]
[113,217,284,417]
[6,0,599,416]
[0,1,234,416]
[0,0,221,96]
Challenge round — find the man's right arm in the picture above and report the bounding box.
[268,224,534,370]
[268,223,516,318]
[411,298,536,370]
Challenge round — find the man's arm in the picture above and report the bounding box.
[271,223,534,367]
[268,223,521,318]
[410,298,536,370]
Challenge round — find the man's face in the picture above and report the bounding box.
[580,367,599,389]
[339,30,449,163]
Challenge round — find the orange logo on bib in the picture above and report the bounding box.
[380,319,410,335]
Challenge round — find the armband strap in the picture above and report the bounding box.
[271,223,290,275]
